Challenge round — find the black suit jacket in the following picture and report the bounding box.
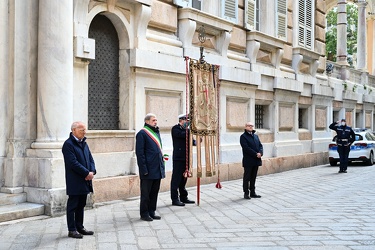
[62,133,96,195]
[135,125,165,180]
[171,124,191,162]
[240,130,263,168]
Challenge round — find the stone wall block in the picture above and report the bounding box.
[25,159,39,187]
[315,26,325,43]
[88,137,134,153]
[282,44,293,64]
[316,0,326,14]
[229,27,246,51]
[217,164,229,182]
[227,162,243,181]
[226,98,249,129]
[315,10,326,28]
[149,0,177,32]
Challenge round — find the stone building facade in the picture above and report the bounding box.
[1,0,375,215]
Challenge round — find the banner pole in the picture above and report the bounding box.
[197,177,200,206]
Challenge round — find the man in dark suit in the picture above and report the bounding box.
[136,113,166,221]
[62,121,96,239]
[240,122,263,199]
[170,114,195,206]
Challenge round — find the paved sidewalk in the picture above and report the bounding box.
[0,164,375,250]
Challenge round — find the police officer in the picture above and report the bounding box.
[329,118,355,173]
[170,114,195,206]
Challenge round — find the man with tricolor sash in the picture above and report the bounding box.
[135,113,166,221]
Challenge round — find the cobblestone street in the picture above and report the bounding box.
[1,164,374,250]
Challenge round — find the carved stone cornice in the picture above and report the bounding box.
[178,8,233,57]
[292,47,321,76]
[246,31,284,69]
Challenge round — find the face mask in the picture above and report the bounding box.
[183,121,190,128]
[341,122,346,126]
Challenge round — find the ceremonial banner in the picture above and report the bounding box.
[188,59,220,177]
[189,60,219,135]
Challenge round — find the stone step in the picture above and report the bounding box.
[0,193,27,206]
[0,203,45,223]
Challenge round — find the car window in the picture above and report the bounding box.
[355,134,363,141]
[365,132,375,141]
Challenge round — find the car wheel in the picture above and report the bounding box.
[329,160,337,166]
[366,152,374,166]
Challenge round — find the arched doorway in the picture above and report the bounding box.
[88,14,119,130]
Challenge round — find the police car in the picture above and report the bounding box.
[328,129,375,166]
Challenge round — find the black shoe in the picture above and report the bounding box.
[141,216,153,221]
[244,194,251,200]
[338,170,343,173]
[77,228,94,235]
[150,214,161,220]
[342,170,347,173]
[181,199,195,204]
[250,193,261,198]
[68,231,83,239]
[172,200,185,206]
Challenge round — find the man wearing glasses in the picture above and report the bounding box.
[240,122,263,199]
[62,121,96,238]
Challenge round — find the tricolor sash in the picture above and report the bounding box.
[142,126,163,153]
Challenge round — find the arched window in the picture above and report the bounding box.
[88,14,119,130]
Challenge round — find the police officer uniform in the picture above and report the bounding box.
[329,119,355,173]
[170,114,195,206]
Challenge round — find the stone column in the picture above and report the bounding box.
[23,0,73,214]
[367,17,375,75]
[336,0,348,66]
[0,0,9,188]
[356,0,367,71]
[35,0,73,146]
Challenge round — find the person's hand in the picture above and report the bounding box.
[256,153,262,158]
[85,172,94,180]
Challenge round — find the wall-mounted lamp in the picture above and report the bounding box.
[198,26,206,63]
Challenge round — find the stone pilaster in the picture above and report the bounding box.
[34,0,73,146]
[368,17,375,75]
[2,0,38,190]
[24,0,74,214]
[356,0,367,71]
[0,0,8,188]
[336,0,348,66]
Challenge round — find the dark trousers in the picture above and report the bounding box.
[140,179,161,217]
[243,166,259,195]
[170,160,188,202]
[337,145,350,171]
[66,194,87,231]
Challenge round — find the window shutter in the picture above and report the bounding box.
[192,0,201,10]
[305,0,313,49]
[173,0,191,8]
[244,0,255,30]
[298,0,313,49]
[222,0,238,23]
[277,0,287,39]
[298,0,306,47]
